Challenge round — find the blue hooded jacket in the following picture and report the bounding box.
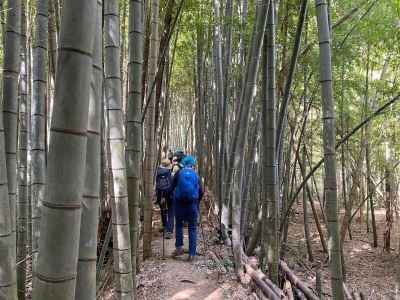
[172,155,203,202]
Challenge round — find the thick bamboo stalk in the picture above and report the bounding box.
[31,0,48,273]
[17,1,28,298]
[104,0,135,297]
[32,1,97,298]
[0,0,21,298]
[3,0,22,255]
[75,1,102,299]
[143,0,160,260]
[314,0,344,297]
[127,0,144,295]
[261,0,279,282]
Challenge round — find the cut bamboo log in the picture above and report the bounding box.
[283,280,295,300]
[279,260,319,300]
[244,264,284,300]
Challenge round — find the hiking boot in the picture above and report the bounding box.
[187,255,196,262]
[165,232,173,239]
[172,247,184,257]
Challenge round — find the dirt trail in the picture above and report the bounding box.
[137,226,250,300]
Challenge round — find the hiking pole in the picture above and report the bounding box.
[162,199,166,259]
[162,223,165,259]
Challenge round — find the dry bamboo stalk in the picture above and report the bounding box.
[279,260,319,300]
[244,264,284,300]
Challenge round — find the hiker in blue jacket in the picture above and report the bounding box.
[171,155,203,261]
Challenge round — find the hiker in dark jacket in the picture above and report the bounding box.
[155,158,174,238]
[171,155,203,261]
[171,147,185,176]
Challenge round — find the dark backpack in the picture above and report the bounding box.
[174,167,199,204]
[156,168,172,193]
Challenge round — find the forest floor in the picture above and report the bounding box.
[135,212,251,300]
[99,199,400,299]
[286,201,400,299]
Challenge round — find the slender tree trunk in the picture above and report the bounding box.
[212,0,225,237]
[340,67,348,238]
[261,0,279,282]
[32,1,96,299]
[220,0,232,238]
[17,1,28,297]
[195,26,205,179]
[363,45,378,248]
[3,0,22,257]
[225,0,270,245]
[314,0,344,298]
[127,0,144,295]
[241,114,260,237]
[143,0,159,260]
[298,157,329,254]
[302,146,313,262]
[301,27,313,262]
[0,3,19,296]
[75,1,102,299]
[104,0,135,297]
[31,0,48,273]
[276,0,308,170]
[384,155,393,252]
[366,144,377,247]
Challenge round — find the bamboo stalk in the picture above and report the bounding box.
[244,264,283,300]
[279,260,319,300]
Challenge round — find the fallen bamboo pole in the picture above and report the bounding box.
[244,264,284,300]
[279,260,319,300]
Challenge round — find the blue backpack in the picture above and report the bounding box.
[175,167,199,204]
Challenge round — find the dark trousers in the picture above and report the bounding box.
[175,202,199,256]
[157,192,174,233]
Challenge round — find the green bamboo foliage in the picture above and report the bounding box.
[104,0,134,297]
[17,1,28,298]
[127,0,143,294]
[314,0,344,298]
[143,0,160,260]
[75,1,102,299]
[31,0,48,272]
[32,0,97,299]
[3,0,21,250]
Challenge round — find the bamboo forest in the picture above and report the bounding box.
[0,0,399,299]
